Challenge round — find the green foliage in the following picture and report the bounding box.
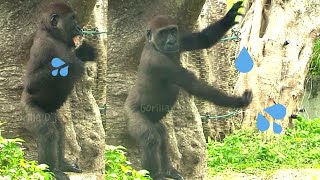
[227,0,246,11]
[0,136,54,179]
[207,117,320,175]
[105,145,152,180]
[309,38,320,75]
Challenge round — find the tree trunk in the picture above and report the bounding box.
[236,0,320,132]
[106,0,209,179]
[0,1,105,179]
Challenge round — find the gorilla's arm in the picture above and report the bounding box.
[153,61,252,108]
[75,41,97,62]
[179,19,231,52]
[179,1,242,52]
[25,42,55,93]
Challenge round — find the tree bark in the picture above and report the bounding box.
[236,0,320,132]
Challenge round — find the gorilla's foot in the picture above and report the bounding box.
[60,160,82,173]
[163,168,184,180]
[53,169,70,180]
[152,173,168,180]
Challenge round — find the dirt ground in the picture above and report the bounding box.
[210,169,320,180]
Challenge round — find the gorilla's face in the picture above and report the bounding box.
[147,25,180,54]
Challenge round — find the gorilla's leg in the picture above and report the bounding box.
[23,103,70,180]
[55,112,82,173]
[156,123,184,180]
[36,113,59,168]
[23,106,59,168]
[127,111,165,180]
[38,120,70,180]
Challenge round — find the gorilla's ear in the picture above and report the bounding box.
[50,14,59,27]
[146,29,152,41]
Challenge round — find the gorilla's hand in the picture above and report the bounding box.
[223,1,243,27]
[239,90,253,107]
[75,40,97,61]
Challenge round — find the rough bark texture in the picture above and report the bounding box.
[0,0,105,179]
[301,76,320,119]
[107,0,208,179]
[236,0,320,132]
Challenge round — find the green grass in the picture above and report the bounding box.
[309,38,320,75]
[207,116,320,175]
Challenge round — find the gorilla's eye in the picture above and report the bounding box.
[146,29,152,40]
[50,14,59,27]
[170,28,177,35]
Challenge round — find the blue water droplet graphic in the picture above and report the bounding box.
[52,69,59,76]
[51,58,65,68]
[264,104,286,120]
[273,122,282,134]
[235,47,254,73]
[60,66,69,77]
[256,113,270,131]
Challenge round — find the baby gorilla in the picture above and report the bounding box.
[21,2,96,180]
[125,2,252,180]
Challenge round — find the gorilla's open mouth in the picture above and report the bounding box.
[73,36,80,46]
[71,27,82,45]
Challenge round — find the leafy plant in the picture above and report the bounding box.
[105,145,152,180]
[0,136,54,179]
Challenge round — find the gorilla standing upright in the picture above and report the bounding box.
[21,2,96,180]
[125,2,252,180]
